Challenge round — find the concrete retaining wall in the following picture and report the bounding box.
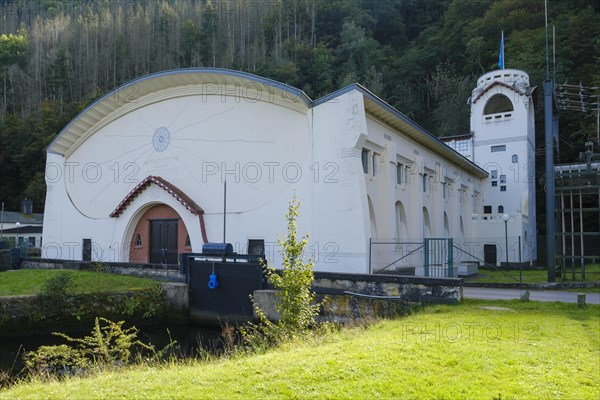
[21,259,183,281]
[160,282,189,324]
[312,272,463,303]
[255,272,463,322]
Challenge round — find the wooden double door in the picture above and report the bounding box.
[149,219,178,265]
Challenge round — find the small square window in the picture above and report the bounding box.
[500,186,507,191]
[491,145,506,152]
[491,181,498,187]
[483,205,492,214]
[248,239,265,256]
[498,205,504,213]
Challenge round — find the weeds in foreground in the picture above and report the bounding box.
[23,317,176,381]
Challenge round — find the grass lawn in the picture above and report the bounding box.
[466,263,600,286]
[2,299,598,399]
[0,269,159,296]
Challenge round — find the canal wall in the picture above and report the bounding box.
[0,282,188,337]
[254,272,463,321]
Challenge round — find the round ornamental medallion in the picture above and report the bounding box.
[152,127,170,152]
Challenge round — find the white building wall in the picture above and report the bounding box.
[309,89,371,273]
[362,115,483,273]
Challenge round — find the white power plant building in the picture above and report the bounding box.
[42,68,536,275]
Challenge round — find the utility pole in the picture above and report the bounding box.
[544,0,556,282]
[0,201,4,244]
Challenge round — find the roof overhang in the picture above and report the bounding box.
[48,68,311,156]
[316,84,487,179]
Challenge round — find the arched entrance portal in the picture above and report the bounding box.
[129,204,192,264]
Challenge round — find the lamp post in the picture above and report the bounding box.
[15,222,20,248]
[501,213,510,269]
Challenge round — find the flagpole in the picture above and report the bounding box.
[498,30,505,69]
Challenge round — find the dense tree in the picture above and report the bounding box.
[0,32,28,116]
[0,0,597,221]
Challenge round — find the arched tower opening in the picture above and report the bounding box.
[483,94,514,115]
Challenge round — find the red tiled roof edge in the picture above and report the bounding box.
[109,175,204,218]
[198,215,208,243]
[472,81,525,104]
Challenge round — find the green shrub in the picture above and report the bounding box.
[37,271,76,313]
[245,198,321,346]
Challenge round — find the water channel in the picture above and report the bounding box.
[0,324,223,379]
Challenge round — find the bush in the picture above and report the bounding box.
[245,198,321,346]
[37,271,75,313]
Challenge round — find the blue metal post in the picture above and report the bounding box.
[424,239,430,277]
[544,79,556,282]
[448,238,454,277]
[368,238,372,274]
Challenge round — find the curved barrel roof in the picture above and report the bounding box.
[48,68,311,156]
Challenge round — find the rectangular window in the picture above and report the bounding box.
[361,149,369,174]
[372,153,378,176]
[82,238,92,261]
[457,140,471,153]
[491,145,506,152]
[500,186,507,192]
[422,174,427,192]
[491,181,498,187]
[484,206,492,214]
[442,182,446,199]
[396,163,404,185]
[491,170,498,179]
[499,174,506,184]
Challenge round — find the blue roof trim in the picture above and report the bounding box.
[313,82,435,135]
[312,83,359,106]
[314,83,487,177]
[48,68,312,153]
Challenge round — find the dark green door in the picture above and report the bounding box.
[150,219,178,265]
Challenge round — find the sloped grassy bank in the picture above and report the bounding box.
[2,299,598,400]
[0,269,165,336]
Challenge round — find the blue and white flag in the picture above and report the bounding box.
[498,31,505,69]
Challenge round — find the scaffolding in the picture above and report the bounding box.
[554,161,600,280]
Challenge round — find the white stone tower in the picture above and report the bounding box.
[469,68,537,262]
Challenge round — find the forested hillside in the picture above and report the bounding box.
[0,0,598,220]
